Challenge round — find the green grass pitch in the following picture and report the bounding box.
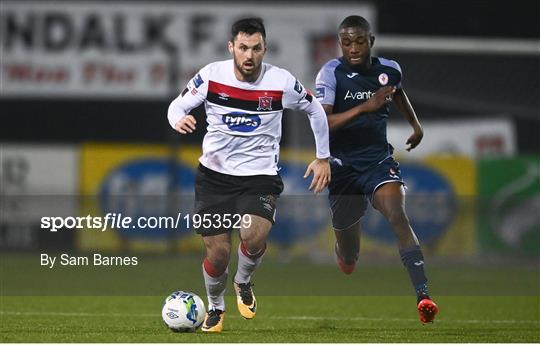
[1,254,538,342]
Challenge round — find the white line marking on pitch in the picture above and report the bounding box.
[0,310,537,325]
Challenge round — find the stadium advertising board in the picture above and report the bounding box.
[340,156,477,258]
[0,144,78,249]
[79,144,475,257]
[387,118,516,158]
[79,144,328,254]
[1,1,373,98]
[478,156,540,256]
[79,143,191,252]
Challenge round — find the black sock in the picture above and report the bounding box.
[400,245,430,302]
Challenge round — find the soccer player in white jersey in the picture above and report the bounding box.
[167,17,330,332]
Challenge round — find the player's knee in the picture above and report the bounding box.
[240,240,266,259]
[205,245,230,270]
[240,231,267,254]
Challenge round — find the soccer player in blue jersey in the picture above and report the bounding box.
[315,15,438,323]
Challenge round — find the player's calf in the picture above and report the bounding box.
[334,242,358,275]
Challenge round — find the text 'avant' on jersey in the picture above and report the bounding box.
[316,57,403,171]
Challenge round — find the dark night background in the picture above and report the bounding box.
[2,0,539,152]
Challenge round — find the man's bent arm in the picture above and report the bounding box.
[167,90,204,130]
[393,88,422,130]
[393,88,423,151]
[323,85,396,132]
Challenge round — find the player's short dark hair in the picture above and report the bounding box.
[231,17,266,41]
[339,15,371,32]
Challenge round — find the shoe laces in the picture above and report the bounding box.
[205,309,223,326]
[208,308,223,317]
[237,282,254,305]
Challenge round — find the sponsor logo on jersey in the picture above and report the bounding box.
[316,87,325,99]
[378,73,389,85]
[344,89,374,100]
[191,88,198,96]
[347,72,359,79]
[193,74,204,88]
[222,112,261,132]
[218,92,229,100]
[294,79,303,94]
[257,96,273,111]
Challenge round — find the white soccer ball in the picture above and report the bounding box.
[162,291,206,332]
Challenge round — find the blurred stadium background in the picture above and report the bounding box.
[1,0,539,297]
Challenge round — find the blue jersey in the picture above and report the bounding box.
[316,57,402,171]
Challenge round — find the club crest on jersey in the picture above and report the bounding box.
[257,96,273,111]
[378,73,389,85]
[222,112,261,132]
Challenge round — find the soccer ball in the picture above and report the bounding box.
[162,291,206,332]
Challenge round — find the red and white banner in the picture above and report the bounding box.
[1,2,374,98]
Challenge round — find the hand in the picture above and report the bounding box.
[303,158,331,193]
[406,127,423,151]
[362,86,396,112]
[174,115,197,134]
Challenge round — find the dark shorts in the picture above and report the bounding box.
[194,164,284,236]
[328,157,404,230]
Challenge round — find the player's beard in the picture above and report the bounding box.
[233,56,261,82]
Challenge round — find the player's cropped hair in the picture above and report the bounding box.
[230,17,266,41]
[339,15,371,32]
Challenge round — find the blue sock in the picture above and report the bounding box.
[399,245,430,302]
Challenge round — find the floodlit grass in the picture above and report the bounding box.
[1,254,538,342]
